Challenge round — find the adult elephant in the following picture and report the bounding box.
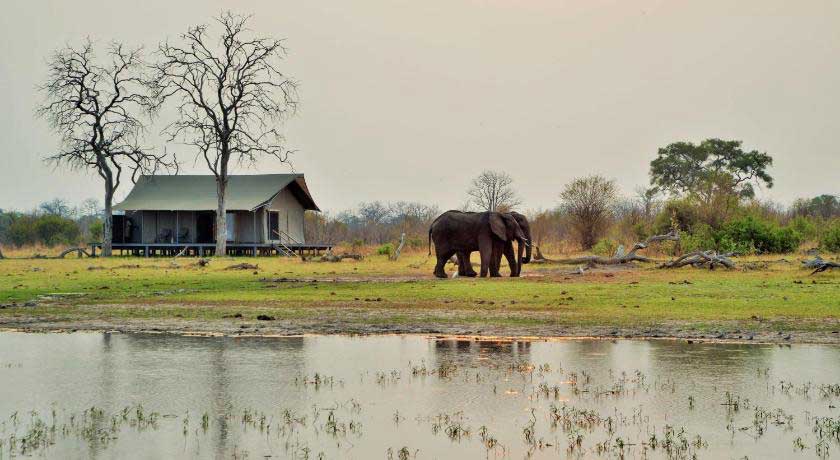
[428,210,527,278]
[494,212,532,277]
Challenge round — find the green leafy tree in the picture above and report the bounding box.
[649,139,773,226]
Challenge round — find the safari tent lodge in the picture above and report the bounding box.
[94,174,333,257]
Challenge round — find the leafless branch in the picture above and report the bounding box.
[36,40,175,256]
[152,11,298,180]
[466,170,521,212]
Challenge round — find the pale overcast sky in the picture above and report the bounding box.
[1,0,838,213]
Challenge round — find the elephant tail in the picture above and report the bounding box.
[428,227,432,256]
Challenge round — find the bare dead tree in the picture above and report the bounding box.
[153,12,298,256]
[36,40,174,257]
[467,170,521,212]
[560,175,618,249]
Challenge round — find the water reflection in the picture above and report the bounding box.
[0,333,837,459]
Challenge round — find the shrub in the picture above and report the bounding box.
[6,215,38,247]
[821,223,840,253]
[376,243,394,256]
[34,215,80,246]
[591,238,617,256]
[406,237,424,249]
[719,216,801,254]
[632,222,651,242]
[653,198,700,234]
[680,223,716,253]
[788,216,818,241]
[88,219,104,243]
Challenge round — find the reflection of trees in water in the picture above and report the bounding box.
[105,334,306,458]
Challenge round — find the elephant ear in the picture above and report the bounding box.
[489,213,508,241]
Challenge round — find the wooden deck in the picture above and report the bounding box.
[90,242,334,257]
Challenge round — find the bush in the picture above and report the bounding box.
[719,216,802,254]
[680,223,717,253]
[88,219,104,243]
[591,238,617,256]
[34,215,80,246]
[821,223,840,253]
[6,215,38,247]
[788,216,818,241]
[632,222,651,242]
[376,243,394,256]
[653,198,700,234]
[406,237,425,249]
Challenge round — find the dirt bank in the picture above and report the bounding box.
[2,314,839,345]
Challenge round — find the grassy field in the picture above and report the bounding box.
[0,251,838,341]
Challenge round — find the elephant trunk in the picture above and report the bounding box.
[516,237,525,276]
[523,238,532,264]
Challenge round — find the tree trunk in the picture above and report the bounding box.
[215,178,228,256]
[0,245,5,259]
[102,183,114,257]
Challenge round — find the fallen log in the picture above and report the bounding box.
[317,251,363,262]
[659,251,736,270]
[802,256,840,275]
[56,247,93,259]
[534,231,680,265]
[225,262,259,270]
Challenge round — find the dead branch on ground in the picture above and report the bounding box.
[56,247,94,259]
[802,256,840,275]
[316,251,363,262]
[659,251,736,269]
[532,231,679,265]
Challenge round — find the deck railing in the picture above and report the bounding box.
[271,230,300,257]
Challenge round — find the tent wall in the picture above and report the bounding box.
[233,210,264,243]
[118,184,307,245]
[266,188,305,244]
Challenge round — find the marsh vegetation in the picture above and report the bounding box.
[0,333,839,458]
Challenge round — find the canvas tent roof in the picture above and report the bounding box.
[114,174,320,212]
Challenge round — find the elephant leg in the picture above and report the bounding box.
[456,252,467,275]
[459,251,477,277]
[489,243,503,277]
[434,249,454,279]
[479,237,493,278]
[504,242,518,277]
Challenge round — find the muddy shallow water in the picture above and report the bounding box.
[0,333,838,459]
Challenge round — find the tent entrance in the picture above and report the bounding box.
[268,211,280,240]
[196,212,215,243]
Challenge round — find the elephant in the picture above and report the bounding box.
[493,211,532,277]
[428,210,528,278]
[456,211,532,277]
